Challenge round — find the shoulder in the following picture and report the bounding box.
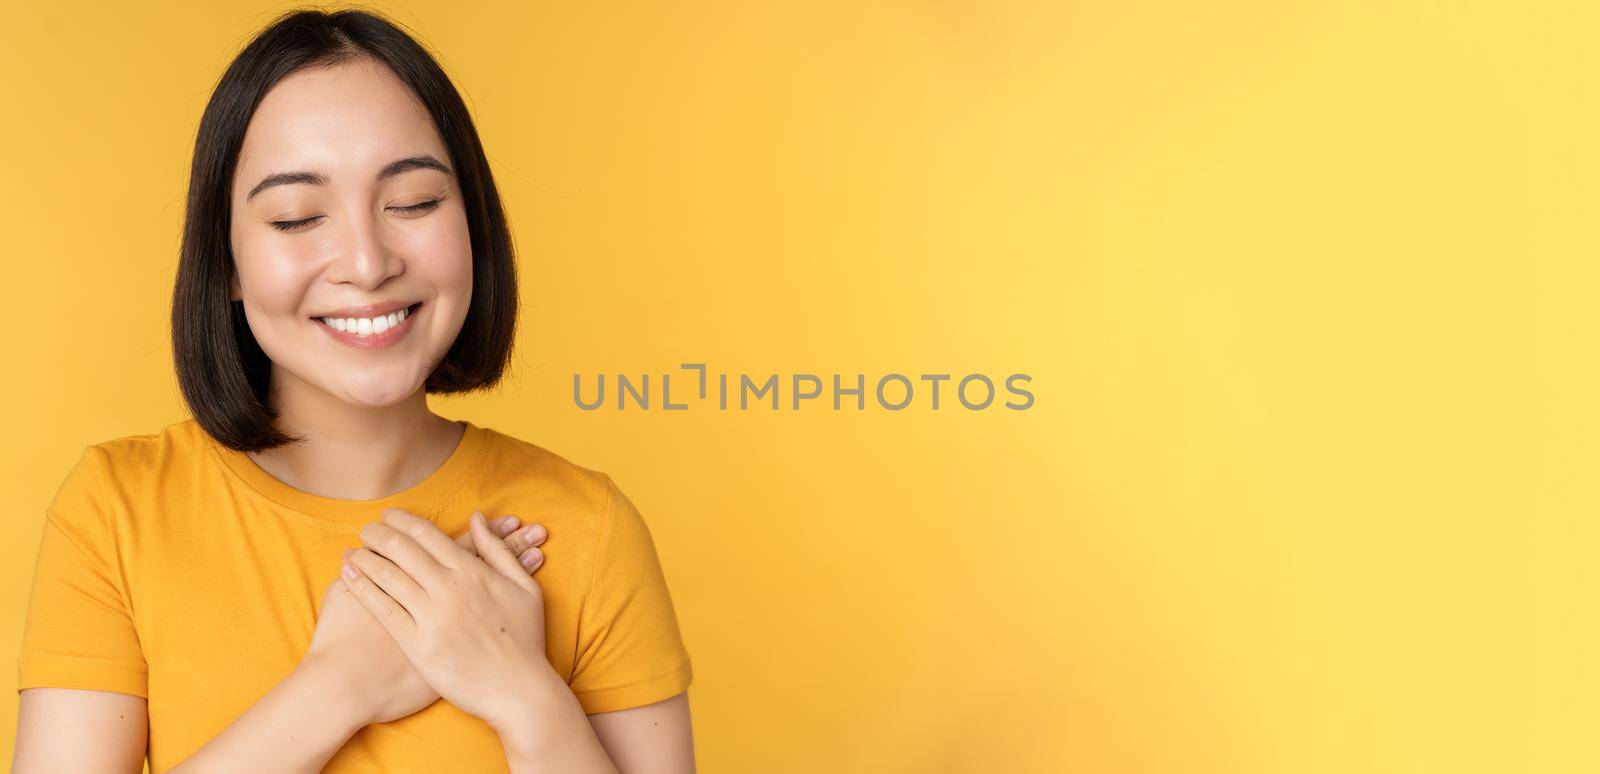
[81,417,208,459]
[72,419,209,483]
[54,419,213,510]
[472,428,664,560]
[472,424,617,514]
[44,420,203,543]
[469,425,649,569]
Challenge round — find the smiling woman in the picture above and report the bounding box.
[13,8,695,774]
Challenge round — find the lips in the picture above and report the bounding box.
[312,302,422,350]
[308,299,419,319]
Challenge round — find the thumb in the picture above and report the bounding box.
[470,512,538,593]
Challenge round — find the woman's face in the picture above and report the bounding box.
[228,57,472,409]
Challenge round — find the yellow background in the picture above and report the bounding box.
[2,1,1595,771]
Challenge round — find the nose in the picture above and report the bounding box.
[326,207,404,290]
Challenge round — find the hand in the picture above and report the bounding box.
[340,509,558,732]
[302,515,548,726]
[455,515,548,572]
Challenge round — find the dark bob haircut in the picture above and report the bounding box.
[172,8,517,452]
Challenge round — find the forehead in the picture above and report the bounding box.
[234,58,446,191]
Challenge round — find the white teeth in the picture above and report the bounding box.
[317,306,413,335]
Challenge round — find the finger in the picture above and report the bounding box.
[502,534,545,575]
[340,555,417,641]
[382,508,471,569]
[518,544,544,574]
[469,512,539,593]
[501,522,548,558]
[454,515,520,555]
[346,546,430,617]
[361,522,449,591]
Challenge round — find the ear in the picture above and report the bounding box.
[229,272,242,302]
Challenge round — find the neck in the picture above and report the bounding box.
[245,368,466,501]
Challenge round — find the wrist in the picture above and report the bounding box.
[293,654,375,733]
[491,665,617,774]
[487,661,575,741]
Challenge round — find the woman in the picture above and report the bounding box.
[12,9,694,773]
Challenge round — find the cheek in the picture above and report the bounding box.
[411,209,474,289]
[231,234,316,312]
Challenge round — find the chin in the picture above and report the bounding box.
[335,378,424,408]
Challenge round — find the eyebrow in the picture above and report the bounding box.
[245,154,453,201]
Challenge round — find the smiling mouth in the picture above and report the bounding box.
[313,302,424,334]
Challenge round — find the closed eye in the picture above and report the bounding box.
[270,215,322,233]
[270,199,443,232]
[391,199,441,216]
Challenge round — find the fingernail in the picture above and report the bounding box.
[343,548,353,560]
[519,547,542,569]
[521,524,546,542]
[500,515,520,531]
[342,563,358,580]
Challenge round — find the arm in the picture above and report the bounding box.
[493,682,694,774]
[164,656,367,774]
[12,516,543,774]
[15,666,370,774]
[588,692,696,774]
[12,688,148,774]
[61,618,392,774]
[167,518,544,773]
[493,665,622,774]
[340,512,622,773]
[339,508,693,773]
[503,477,696,774]
[14,450,151,774]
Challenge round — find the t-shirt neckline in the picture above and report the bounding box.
[209,419,488,525]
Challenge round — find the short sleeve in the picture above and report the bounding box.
[568,475,693,714]
[17,446,148,698]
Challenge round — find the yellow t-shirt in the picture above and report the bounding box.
[17,418,693,773]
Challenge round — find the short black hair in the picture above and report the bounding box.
[171,8,518,453]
